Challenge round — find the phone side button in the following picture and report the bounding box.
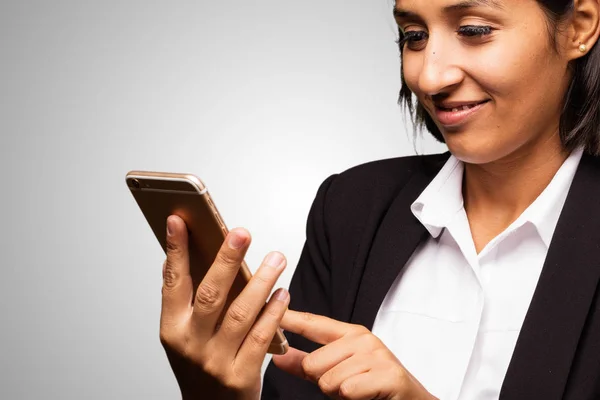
[214,212,223,225]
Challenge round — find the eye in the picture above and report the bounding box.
[397,25,494,52]
[457,25,493,38]
[396,30,428,51]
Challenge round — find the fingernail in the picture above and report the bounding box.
[274,288,288,301]
[167,216,175,237]
[265,252,285,269]
[228,232,246,249]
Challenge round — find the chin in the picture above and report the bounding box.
[442,134,516,166]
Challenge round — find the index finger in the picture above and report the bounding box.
[189,227,251,331]
[280,310,361,345]
[161,215,193,325]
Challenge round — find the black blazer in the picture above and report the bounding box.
[262,152,600,400]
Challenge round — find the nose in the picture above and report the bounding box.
[416,38,464,96]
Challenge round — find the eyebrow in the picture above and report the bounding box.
[394,0,505,19]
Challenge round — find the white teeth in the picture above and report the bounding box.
[444,103,482,112]
[449,105,474,112]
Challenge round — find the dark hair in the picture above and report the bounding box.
[398,0,600,155]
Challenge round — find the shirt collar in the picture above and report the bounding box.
[519,147,583,247]
[411,155,464,238]
[411,148,584,248]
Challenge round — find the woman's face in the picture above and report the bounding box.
[396,0,573,164]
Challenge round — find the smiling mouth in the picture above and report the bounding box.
[435,100,490,112]
[433,99,491,127]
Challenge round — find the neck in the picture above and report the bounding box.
[462,137,570,252]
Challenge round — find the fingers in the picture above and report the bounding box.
[158,218,294,399]
[272,347,308,379]
[189,227,251,336]
[335,371,376,400]
[280,310,364,345]
[284,333,381,383]
[214,251,287,349]
[335,369,403,400]
[160,215,193,327]
[316,354,371,397]
[236,287,290,364]
[297,337,356,381]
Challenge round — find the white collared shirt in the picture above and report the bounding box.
[371,148,583,400]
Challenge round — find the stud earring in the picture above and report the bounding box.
[579,43,587,53]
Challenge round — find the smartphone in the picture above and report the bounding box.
[126,170,288,355]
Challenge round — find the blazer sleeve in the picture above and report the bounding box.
[261,174,338,400]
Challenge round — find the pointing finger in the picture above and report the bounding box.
[280,310,361,345]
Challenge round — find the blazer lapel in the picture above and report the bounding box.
[350,156,444,329]
[500,154,600,399]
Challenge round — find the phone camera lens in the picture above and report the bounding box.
[131,179,141,189]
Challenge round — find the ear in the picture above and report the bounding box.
[565,0,600,61]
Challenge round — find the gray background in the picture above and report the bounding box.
[0,1,446,399]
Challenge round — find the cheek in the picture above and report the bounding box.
[468,44,536,96]
[471,21,554,95]
[475,53,563,119]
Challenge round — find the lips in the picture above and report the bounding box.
[436,100,489,111]
[433,100,490,127]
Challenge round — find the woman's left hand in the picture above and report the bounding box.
[273,310,437,400]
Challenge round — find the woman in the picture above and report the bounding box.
[158,0,600,399]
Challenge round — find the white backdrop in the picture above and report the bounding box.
[0,1,446,398]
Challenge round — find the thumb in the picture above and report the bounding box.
[272,347,308,379]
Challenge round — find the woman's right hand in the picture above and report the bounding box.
[159,215,289,400]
